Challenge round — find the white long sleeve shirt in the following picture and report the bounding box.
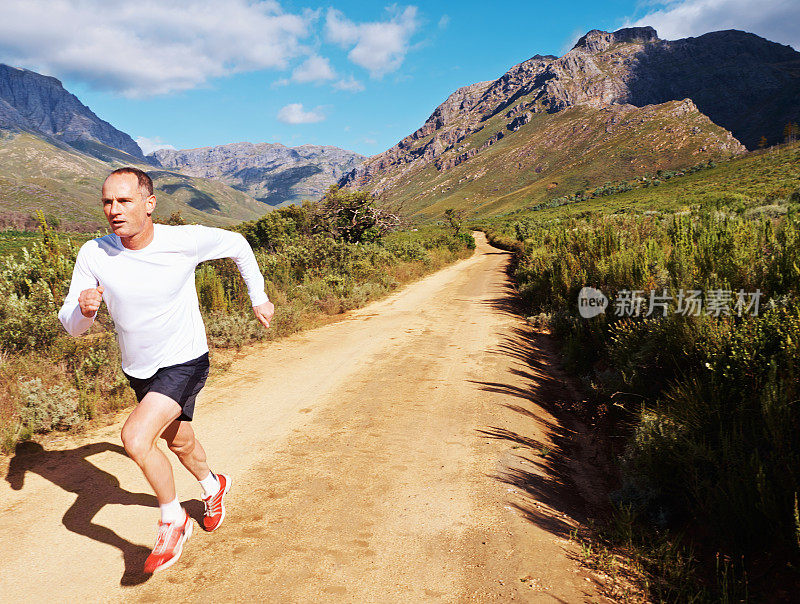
[58,224,269,379]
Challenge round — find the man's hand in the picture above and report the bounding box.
[254,301,275,329]
[78,286,104,318]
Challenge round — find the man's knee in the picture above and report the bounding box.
[121,424,152,463]
[166,430,195,458]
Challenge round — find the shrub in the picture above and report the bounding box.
[17,378,80,433]
[488,201,800,553]
[0,281,62,351]
[386,240,427,262]
[196,265,229,312]
[459,231,476,249]
[0,212,474,450]
[202,310,265,348]
[313,186,400,243]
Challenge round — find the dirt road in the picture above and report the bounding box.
[0,233,601,602]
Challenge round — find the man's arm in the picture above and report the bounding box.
[192,226,274,326]
[58,244,101,336]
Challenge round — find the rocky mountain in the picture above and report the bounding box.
[613,28,799,149]
[0,63,276,229]
[0,129,268,230]
[151,143,364,207]
[0,61,366,228]
[341,27,798,218]
[0,64,144,159]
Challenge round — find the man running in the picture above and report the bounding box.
[58,167,274,574]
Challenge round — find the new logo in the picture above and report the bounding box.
[578,287,608,318]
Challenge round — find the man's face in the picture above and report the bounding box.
[101,173,155,238]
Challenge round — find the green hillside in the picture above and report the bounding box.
[480,141,800,601]
[482,141,800,226]
[372,101,744,221]
[0,129,270,230]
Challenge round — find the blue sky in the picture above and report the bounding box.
[0,0,797,156]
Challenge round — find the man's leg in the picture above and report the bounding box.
[161,419,231,532]
[120,392,181,504]
[122,392,193,574]
[160,420,210,481]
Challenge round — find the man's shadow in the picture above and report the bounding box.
[5,441,200,587]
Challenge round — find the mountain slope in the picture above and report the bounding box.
[486,141,800,224]
[0,63,274,229]
[152,142,364,207]
[0,64,144,159]
[341,26,799,218]
[358,99,743,220]
[620,29,800,149]
[0,129,268,230]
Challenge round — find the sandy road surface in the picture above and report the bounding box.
[0,233,602,603]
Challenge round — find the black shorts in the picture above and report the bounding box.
[123,352,210,422]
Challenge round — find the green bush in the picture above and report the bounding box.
[202,310,265,348]
[487,201,800,555]
[459,231,476,249]
[17,378,80,433]
[0,281,62,351]
[386,239,427,262]
[0,207,474,452]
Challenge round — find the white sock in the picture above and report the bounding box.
[160,497,184,524]
[199,471,220,499]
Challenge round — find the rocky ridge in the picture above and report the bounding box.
[152,142,364,206]
[0,64,144,159]
[340,27,798,202]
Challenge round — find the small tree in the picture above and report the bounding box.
[443,208,465,235]
[154,211,186,225]
[165,211,186,225]
[236,203,313,251]
[314,186,400,243]
[758,135,768,149]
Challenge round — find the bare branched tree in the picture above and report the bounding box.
[443,208,466,235]
[314,186,401,243]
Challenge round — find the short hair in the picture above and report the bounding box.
[107,167,154,197]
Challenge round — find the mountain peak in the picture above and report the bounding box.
[573,26,659,52]
[0,63,144,159]
[340,25,799,214]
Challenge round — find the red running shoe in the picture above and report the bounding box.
[202,473,231,532]
[144,512,193,574]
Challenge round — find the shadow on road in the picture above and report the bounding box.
[483,278,527,318]
[5,441,177,586]
[473,324,608,541]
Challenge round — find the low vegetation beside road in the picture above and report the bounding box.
[481,142,800,601]
[0,188,475,454]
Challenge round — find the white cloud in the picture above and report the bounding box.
[333,75,365,92]
[135,136,176,156]
[625,0,800,50]
[0,0,313,97]
[325,9,360,46]
[324,6,419,78]
[276,103,325,124]
[438,15,450,29]
[291,54,336,83]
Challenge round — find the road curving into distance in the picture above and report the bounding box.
[0,232,602,603]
